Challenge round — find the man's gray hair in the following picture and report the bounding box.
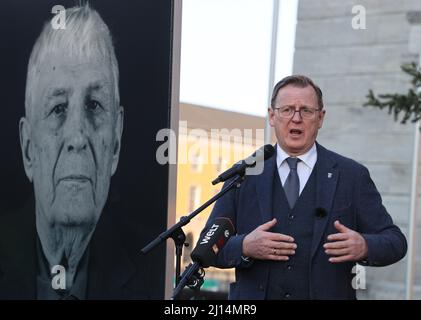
[25,4,119,118]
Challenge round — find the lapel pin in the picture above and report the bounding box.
[328,173,332,178]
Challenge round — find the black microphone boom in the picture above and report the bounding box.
[211,144,275,185]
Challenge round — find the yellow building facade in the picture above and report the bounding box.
[176,103,265,293]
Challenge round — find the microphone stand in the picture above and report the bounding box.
[141,174,245,299]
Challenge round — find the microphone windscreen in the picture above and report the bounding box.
[191,217,235,267]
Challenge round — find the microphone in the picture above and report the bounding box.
[172,217,235,299]
[315,207,327,218]
[190,217,235,267]
[211,144,275,185]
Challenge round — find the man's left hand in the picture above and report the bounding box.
[323,220,368,263]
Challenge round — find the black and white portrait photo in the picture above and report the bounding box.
[0,0,174,299]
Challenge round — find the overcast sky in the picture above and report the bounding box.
[180,0,298,117]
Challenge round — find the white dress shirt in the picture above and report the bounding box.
[276,143,317,195]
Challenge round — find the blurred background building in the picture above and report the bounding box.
[176,103,264,296]
[293,0,421,299]
[176,0,421,299]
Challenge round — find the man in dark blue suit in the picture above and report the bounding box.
[205,75,407,300]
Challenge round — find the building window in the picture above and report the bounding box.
[190,151,203,173]
[189,185,201,212]
[215,157,227,174]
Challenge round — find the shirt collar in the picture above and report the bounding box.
[276,143,317,170]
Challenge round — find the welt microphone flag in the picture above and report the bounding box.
[191,217,235,267]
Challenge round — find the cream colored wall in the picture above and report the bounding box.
[175,129,264,289]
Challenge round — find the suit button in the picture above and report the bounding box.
[285,293,291,299]
[287,265,292,270]
[288,214,295,220]
[258,284,264,291]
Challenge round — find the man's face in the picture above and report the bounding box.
[20,54,123,227]
[269,85,325,156]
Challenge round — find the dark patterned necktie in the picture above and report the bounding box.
[284,157,300,208]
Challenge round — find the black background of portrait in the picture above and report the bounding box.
[0,0,173,299]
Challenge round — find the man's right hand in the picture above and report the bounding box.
[242,218,297,261]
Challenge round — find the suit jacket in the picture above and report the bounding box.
[206,142,407,299]
[0,197,158,299]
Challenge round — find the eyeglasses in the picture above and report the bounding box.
[273,106,321,120]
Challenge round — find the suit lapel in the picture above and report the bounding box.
[87,211,136,299]
[255,147,277,224]
[0,198,37,299]
[310,143,339,260]
[0,199,137,299]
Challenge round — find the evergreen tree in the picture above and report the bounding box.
[364,62,421,124]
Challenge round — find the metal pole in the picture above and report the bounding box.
[405,53,421,300]
[264,0,280,145]
[405,81,421,299]
[165,0,183,300]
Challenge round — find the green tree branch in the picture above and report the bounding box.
[364,62,421,124]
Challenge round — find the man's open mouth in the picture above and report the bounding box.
[290,129,303,135]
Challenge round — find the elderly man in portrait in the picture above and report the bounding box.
[0,5,148,299]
